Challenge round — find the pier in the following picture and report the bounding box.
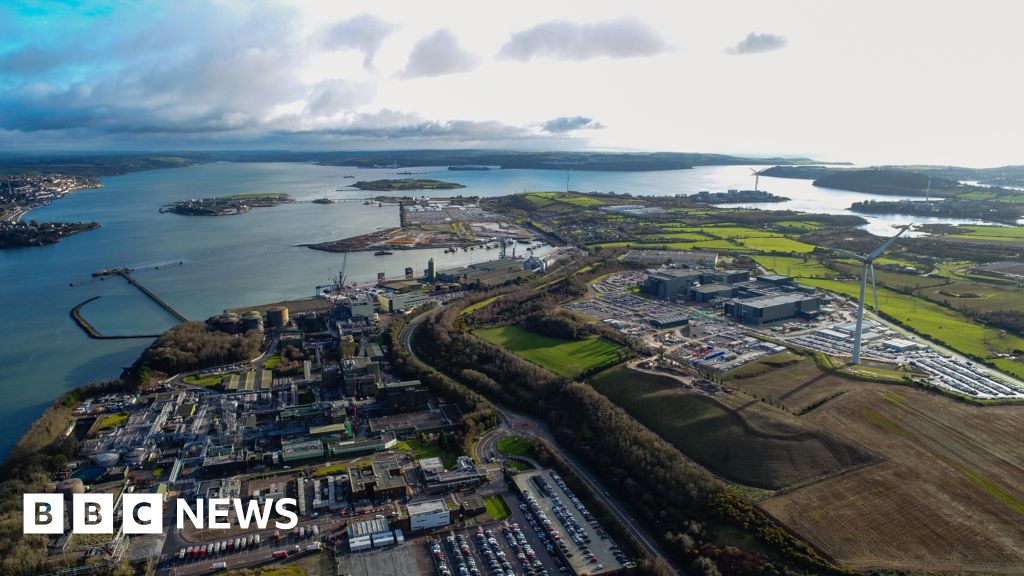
[117,270,188,322]
[70,297,163,340]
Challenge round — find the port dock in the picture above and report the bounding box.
[70,297,163,340]
[116,270,188,322]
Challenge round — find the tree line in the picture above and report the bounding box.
[401,258,843,576]
[132,321,262,376]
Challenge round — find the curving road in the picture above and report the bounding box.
[400,311,682,574]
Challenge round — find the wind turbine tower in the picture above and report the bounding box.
[832,225,912,364]
[750,168,768,192]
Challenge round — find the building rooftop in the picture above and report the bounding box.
[407,498,448,516]
[737,292,816,308]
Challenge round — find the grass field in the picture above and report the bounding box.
[496,435,536,458]
[395,435,462,468]
[461,295,502,316]
[525,192,607,207]
[589,365,874,489]
[484,495,512,521]
[802,278,1024,379]
[183,373,224,387]
[96,413,127,430]
[693,226,783,239]
[734,236,817,253]
[474,325,627,378]
[761,380,1024,572]
[949,225,1024,241]
[751,255,834,278]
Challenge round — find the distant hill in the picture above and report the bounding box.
[813,169,962,197]
[312,150,821,172]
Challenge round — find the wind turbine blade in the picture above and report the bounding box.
[867,224,911,260]
[870,263,879,314]
[831,248,868,262]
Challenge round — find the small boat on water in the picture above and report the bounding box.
[343,175,355,178]
[374,250,394,256]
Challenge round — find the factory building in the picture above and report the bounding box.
[642,269,705,299]
[725,293,822,325]
[418,456,487,494]
[650,313,690,329]
[643,268,750,301]
[377,290,431,313]
[348,460,408,500]
[375,380,429,414]
[340,357,382,397]
[407,499,452,532]
[344,292,376,321]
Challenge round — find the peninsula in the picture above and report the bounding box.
[351,178,465,191]
[160,193,292,216]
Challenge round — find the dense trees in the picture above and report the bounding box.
[136,321,262,374]
[401,258,842,575]
[0,380,128,576]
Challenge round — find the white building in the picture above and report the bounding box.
[408,499,451,532]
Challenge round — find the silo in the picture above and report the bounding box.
[215,313,240,333]
[58,478,86,498]
[266,306,289,328]
[241,311,264,332]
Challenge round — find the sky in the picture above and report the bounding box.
[1,0,1023,166]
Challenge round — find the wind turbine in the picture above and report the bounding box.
[750,168,768,192]
[831,224,912,364]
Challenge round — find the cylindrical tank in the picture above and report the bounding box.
[241,311,264,332]
[266,306,289,328]
[93,452,120,467]
[215,313,241,333]
[58,478,85,497]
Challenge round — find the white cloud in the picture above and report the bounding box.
[398,29,477,78]
[319,14,397,69]
[726,32,787,55]
[541,116,605,133]
[498,18,671,61]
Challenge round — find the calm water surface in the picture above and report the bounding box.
[0,161,996,457]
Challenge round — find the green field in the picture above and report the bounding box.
[461,295,502,316]
[525,192,607,207]
[736,236,817,253]
[394,435,462,468]
[696,226,784,239]
[589,365,873,489]
[751,255,834,278]
[484,495,512,521]
[96,413,127,430]
[803,278,1024,379]
[950,225,1024,241]
[496,435,536,458]
[183,373,224,387]
[474,325,627,378]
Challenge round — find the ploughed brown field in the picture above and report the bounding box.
[755,365,1024,573]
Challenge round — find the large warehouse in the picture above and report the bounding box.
[724,293,821,325]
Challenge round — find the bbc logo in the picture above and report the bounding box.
[24,493,163,535]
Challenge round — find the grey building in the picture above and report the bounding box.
[642,269,705,299]
[725,293,821,325]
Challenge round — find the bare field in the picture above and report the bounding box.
[761,384,1024,573]
[589,365,874,489]
[725,357,860,414]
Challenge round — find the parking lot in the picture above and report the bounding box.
[512,470,631,575]
[426,513,563,576]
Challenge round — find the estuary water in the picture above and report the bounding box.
[0,161,996,457]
